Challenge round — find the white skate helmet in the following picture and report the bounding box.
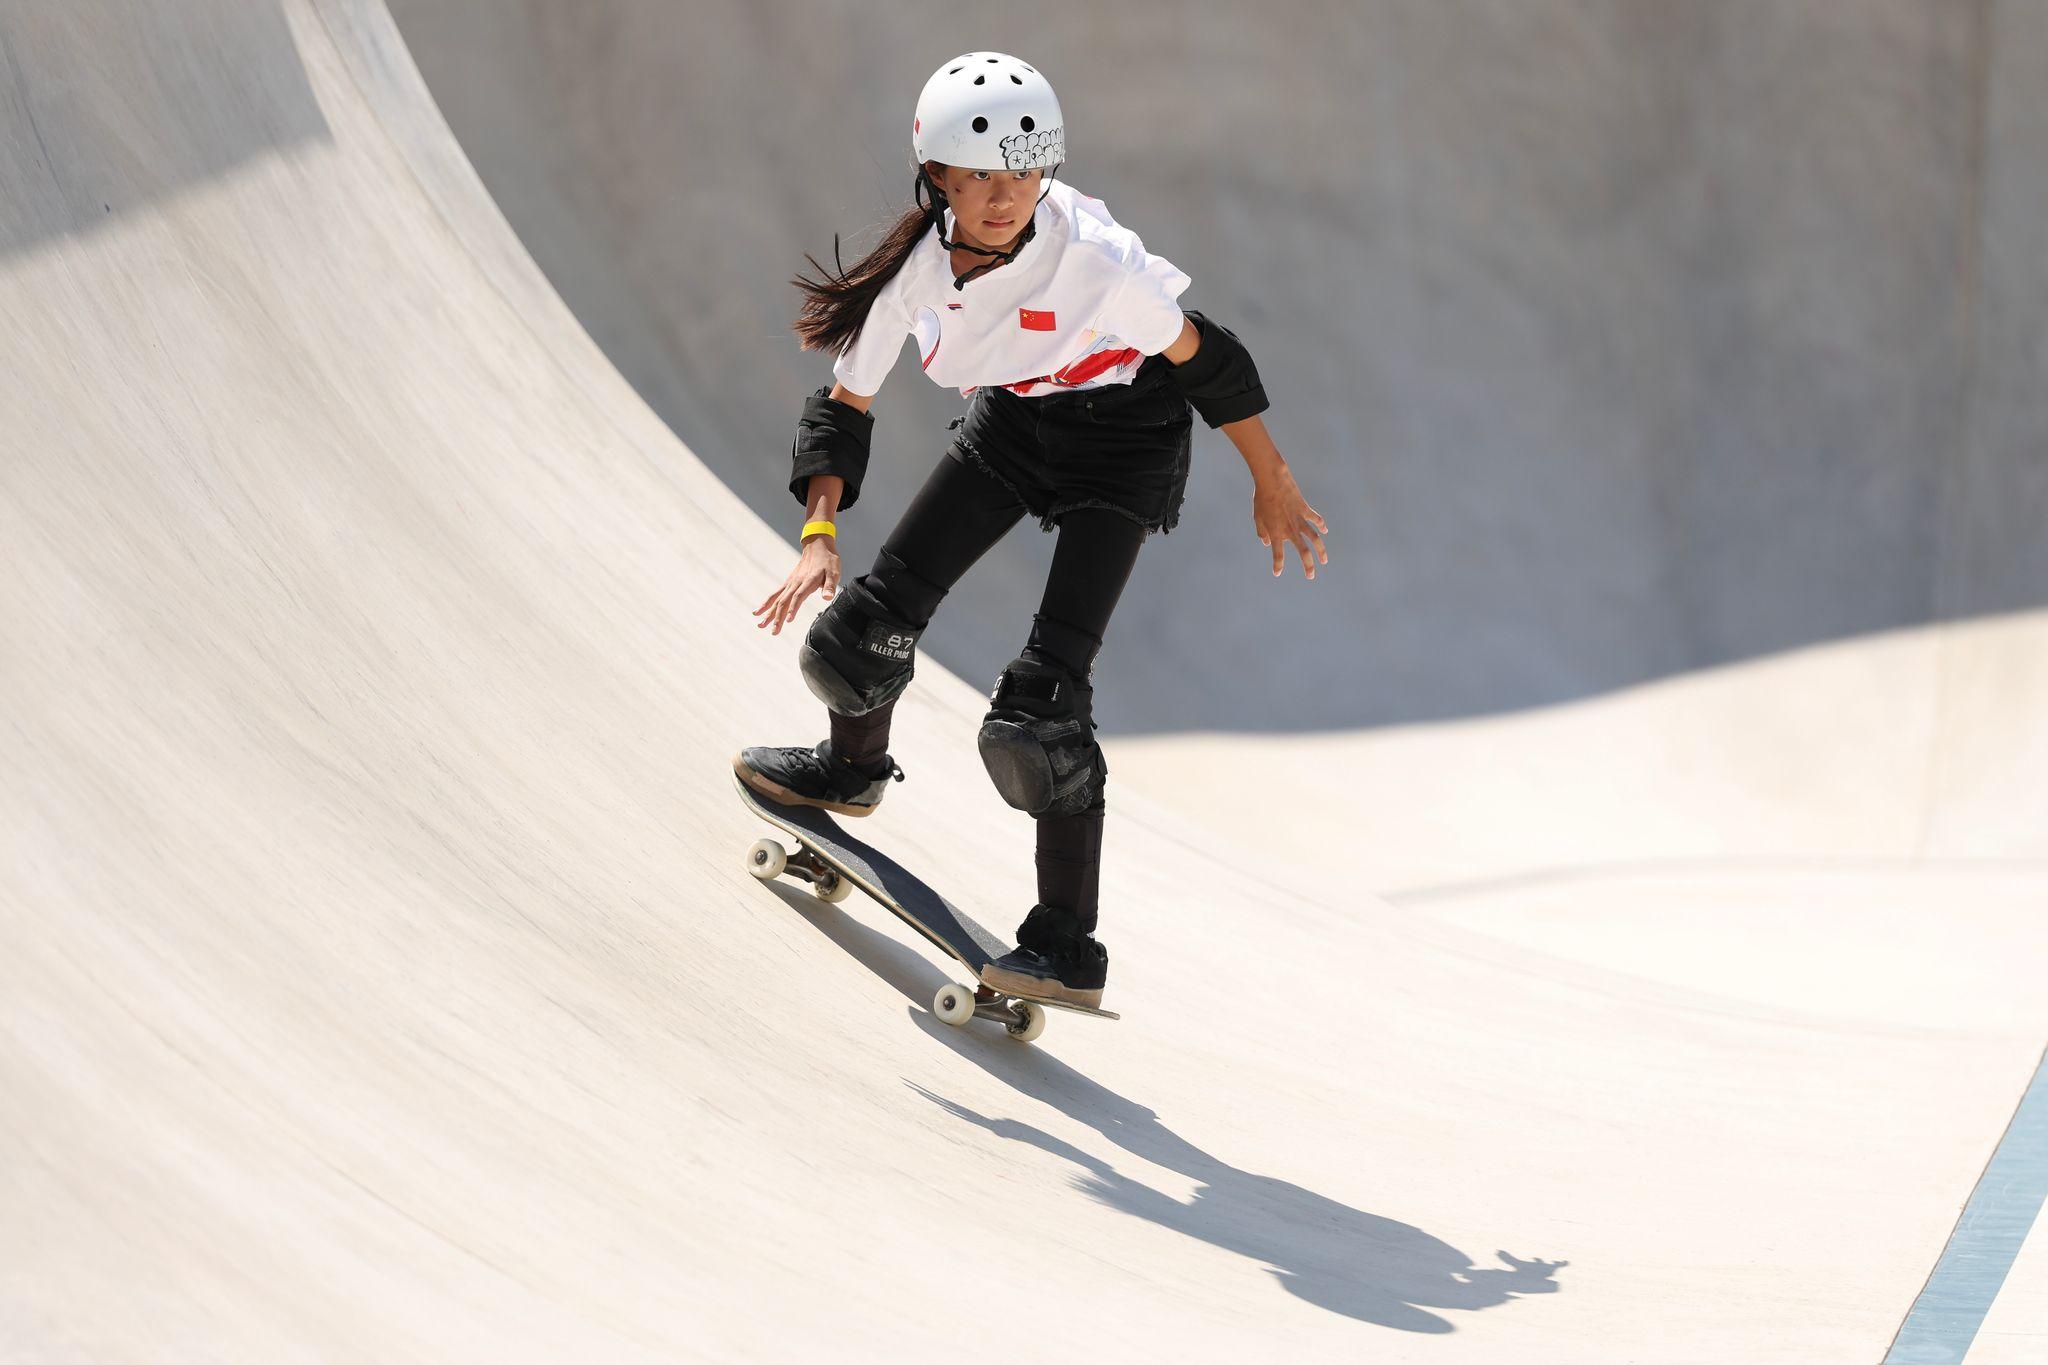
[912,52,1065,172]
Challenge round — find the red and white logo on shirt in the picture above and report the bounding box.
[1018,308,1056,332]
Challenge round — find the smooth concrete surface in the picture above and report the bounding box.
[3,3,2046,1361]
[1107,611,2048,885]
[391,0,2048,736]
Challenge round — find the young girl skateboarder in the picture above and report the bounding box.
[736,52,1327,1009]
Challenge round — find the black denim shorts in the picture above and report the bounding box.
[944,352,1194,536]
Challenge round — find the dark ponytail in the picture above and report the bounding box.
[791,195,934,359]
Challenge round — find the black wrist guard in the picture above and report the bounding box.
[788,386,876,511]
[1168,310,1269,428]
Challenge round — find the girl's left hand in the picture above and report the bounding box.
[1253,464,1328,580]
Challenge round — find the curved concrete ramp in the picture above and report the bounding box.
[3,4,2044,1361]
[393,0,2048,740]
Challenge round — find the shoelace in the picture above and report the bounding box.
[815,743,905,787]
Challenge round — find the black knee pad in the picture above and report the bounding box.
[799,577,923,716]
[977,652,1108,817]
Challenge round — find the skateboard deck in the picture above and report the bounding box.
[734,770,1118,1040]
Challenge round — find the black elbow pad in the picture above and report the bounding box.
[788,386,876,511]
[1168,310,1269,428]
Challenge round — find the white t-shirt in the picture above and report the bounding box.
[831,179,1192,400]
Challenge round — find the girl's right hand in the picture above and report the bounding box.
[753,535,841,635]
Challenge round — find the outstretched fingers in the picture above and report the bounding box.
[1262,509,1330,580]
[1295,505,1329,579]
[753,583,803,634]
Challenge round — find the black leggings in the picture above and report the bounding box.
[828,450,1147,935]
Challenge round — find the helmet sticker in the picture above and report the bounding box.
[1000,126,1065,169]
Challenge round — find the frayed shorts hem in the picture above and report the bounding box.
[949,437,1184,538]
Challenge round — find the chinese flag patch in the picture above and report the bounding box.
[1019,308,1057,331]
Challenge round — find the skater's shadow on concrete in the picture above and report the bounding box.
[768,884,1568,1333]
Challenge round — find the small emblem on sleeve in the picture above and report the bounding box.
[1019,308,1056,331]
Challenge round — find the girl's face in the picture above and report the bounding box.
[932,162,1042,250]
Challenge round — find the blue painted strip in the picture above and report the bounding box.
[1884,1047,2048,1364]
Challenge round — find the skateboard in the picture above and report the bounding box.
[734,770,1118,1042]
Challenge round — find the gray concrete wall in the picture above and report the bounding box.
[0,0,328,256]
[1956,1,2048,619]
[392,0,2045,734]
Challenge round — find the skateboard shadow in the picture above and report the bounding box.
[766,883,1568,1333]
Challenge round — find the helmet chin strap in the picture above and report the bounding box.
[915,164,1063,291]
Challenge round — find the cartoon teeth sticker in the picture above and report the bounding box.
[999,125,1064,169]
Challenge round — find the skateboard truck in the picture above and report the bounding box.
[932,982,1050,1042]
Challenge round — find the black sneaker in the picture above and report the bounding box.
[979,922,1109,1009]
[733,739,903,817]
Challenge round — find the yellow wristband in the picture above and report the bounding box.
[802,520,837,542]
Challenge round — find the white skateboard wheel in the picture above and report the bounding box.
[746,838,787,880]
[932,983,977,1026]
[814,869,854,903]
[1006,1001,1047,1043]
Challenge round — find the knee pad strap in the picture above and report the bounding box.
[977,655,1108,817]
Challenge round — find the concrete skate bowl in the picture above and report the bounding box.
[4,2,2046,1362]
[393,0,2048,734]
[394,0,2048,907]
